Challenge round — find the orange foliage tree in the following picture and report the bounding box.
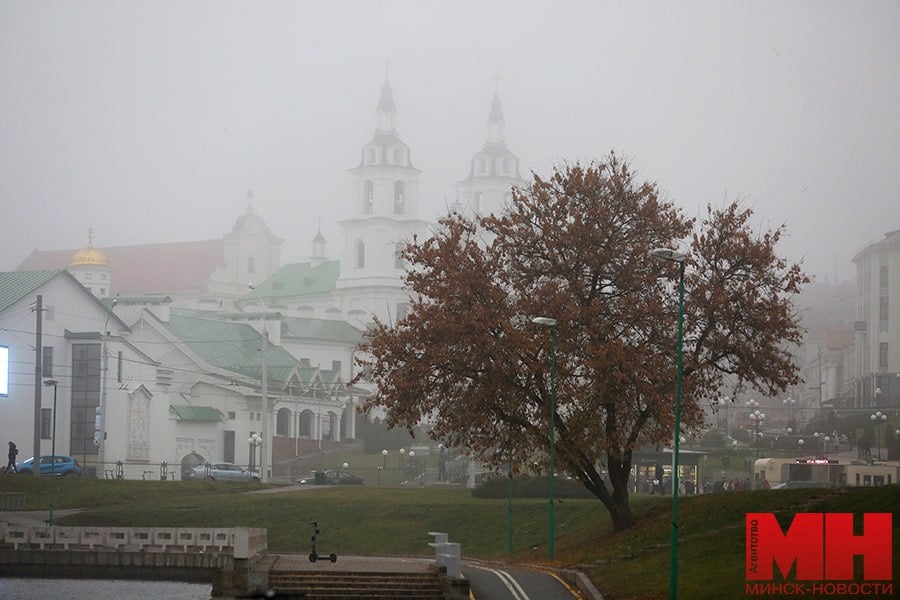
[356,155,808,531]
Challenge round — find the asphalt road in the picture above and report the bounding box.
[464,563,584,600]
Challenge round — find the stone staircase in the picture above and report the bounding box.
[267,570,447,599]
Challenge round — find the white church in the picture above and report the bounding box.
[1,77,525,481]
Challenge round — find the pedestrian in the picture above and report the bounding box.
[6,441,18,474]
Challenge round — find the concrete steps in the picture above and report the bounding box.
[268,570,446,600]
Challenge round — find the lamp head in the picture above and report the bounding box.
[649,248,688,263]
[44,379,58,387]
[531,316,558,327]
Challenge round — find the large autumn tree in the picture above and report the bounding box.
[357,154,808,531]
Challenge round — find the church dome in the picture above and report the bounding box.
[70,230,110,267]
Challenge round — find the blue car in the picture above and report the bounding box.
[16,455,83,477]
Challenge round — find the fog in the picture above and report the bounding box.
[1,1,898,283]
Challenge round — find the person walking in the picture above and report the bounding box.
[6,441,18,473]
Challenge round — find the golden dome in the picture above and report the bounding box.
[69,228,110,267]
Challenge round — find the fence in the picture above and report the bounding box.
[0,524,266,560]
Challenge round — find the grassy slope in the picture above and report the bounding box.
[1,477,897,599]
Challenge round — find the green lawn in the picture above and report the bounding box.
[2,476,898,600]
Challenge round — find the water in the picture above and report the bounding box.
[0,578,212,599]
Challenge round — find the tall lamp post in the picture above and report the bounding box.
[649,247,687,600]
[749,410,766,458]
[248,433,262,478]
[44,379,59,526]
[531,316,557,561]
[783,396,795,430]
[248,284,270,483]
[871,412,887,460]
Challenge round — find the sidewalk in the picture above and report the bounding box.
[271,552,435,573]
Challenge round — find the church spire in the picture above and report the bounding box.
[376,61,397,134]
[487,92,506,145]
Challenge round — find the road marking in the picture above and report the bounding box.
[469,564,530,600]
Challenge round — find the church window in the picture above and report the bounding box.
[366,148,376,164]
[355,240,365,269]
[393,147,403,164]
[276,407,290,436]
[100,273,107,281]
[394,181,405,214]
[248,257,256,275]
[477,158,486,175]
[880,266,889,289]
[85,273,93,281]
[364,181,374,214]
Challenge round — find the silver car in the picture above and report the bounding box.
[183,462,260,482]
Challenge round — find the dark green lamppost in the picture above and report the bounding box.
[650,247,687,600]
[44,379,59,526]
[532,316,557,561]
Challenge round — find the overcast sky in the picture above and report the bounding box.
[1,1,898,284]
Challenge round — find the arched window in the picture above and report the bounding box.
[299,410,314,437]
[276,408,290,437]
[355,240,365,269]
[363,181,374,214]
[394,181,405,214]
[393,147,403,164]
[366,148,376,165]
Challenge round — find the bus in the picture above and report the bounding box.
[752,457,899,489]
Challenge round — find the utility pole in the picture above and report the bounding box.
[260,328,269,483]
[32,295,43,478]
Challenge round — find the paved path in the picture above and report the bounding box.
[271,552,435,573]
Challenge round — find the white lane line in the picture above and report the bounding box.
[469,564,530,600]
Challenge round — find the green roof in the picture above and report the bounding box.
[245,260,340,300]
[283,317,363,344]
[163,308,301,386]
[170,405,223,422]
[0,270,65,312]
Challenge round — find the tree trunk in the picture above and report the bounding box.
[583,454,638,531]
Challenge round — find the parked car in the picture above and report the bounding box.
[16,455,82,477]
[297,469,365,485]
[182,462,260,482]
[770,480,833,490]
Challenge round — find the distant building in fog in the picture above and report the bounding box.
[2,76,525,478]
[851,229,900,409]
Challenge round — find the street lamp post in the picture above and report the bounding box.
[798,438,805,454]
[248,284,270,483]
[43,379,58,526]
[531,316,558,562]
[749,410,766,458]
[871,412,887,460]
[783,396,795,430]
[649,247,687,600]
[248,433,262,478]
